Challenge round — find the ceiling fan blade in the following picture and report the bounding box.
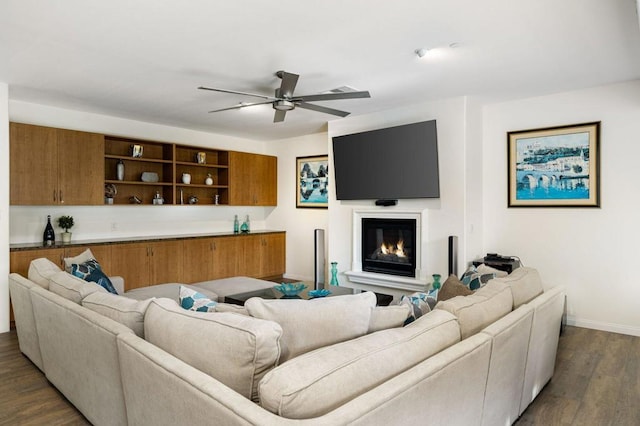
[276,71,299,98]
[294,91,371,102]
[273,110,287,122]
[208,100,274,113]
[198,86,277,101]
[296,102,350,117]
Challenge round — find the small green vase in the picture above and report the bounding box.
[330,262,339,286]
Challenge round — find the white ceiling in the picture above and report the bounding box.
[2,0,640,141]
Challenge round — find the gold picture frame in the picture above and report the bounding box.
[508,122,600,207]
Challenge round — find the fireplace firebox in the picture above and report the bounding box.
[361,218,416,277]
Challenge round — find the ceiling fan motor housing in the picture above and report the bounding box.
[273,100,295,111]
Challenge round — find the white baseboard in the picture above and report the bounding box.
[566,315,640,337]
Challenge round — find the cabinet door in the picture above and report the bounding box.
[211,236,241,279]
[229,152,277,206]
[182,238,215,283]
[110,243,151,290]
[57,129,105,205]
[10,248,65,277]
[150,240,184,285]
[240,235,263,278]
[10,123,58,205]
[260,233,286,278]
[254,154,277,205]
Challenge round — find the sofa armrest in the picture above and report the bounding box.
[111,276,125,295]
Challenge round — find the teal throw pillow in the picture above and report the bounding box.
[179,285,218,312]
[399,289,438,325]
[460,265,499,291]
[71,259,118,294]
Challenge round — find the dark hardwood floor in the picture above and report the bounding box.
[1,326,638,425]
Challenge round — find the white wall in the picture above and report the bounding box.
[327,97,479,287]
[0,83,9,332]
[9,101,272,243]
[266,133,328,282]
[483,80,640,336]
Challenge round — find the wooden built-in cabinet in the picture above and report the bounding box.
[10,122,277,206]
[110,240,184,289]
[9,232,285,293]
[229,152,277,206]
[10,123,104,205]
[104,136,175,205]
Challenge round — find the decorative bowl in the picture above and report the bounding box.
[274,283,307,297]
[308,289,332,298]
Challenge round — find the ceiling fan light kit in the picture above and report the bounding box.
[199,70,370,123]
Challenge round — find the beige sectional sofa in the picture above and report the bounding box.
[9,261,564,426]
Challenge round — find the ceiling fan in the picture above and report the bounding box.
[198,71,371,123]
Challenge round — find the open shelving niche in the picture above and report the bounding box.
[104,137,229,206]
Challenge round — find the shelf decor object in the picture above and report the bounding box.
[57,215,74,243]
[507,122,600,208]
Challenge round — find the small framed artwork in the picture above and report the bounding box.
[508,122,600,207]
[296,155,329,208]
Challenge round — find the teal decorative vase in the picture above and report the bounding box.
[432,274,442,290]
[330,262,339,286]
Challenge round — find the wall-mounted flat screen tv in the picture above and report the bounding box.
[332,120,440,200]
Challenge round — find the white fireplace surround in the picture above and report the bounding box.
[345,209,428,297]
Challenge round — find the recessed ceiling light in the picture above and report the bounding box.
[415,48,429,58]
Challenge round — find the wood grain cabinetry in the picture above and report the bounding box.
[10,122,277,206]
[175,145,229,206]
[110,240,184,289]
[229,152,277,206]
[104,136,174,205]
[10,123,104,205]
[10,248,65,277]
[10,232,284,294]
[181,236,242,283]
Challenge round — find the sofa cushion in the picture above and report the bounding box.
[368,304,411,333]
[258,309,461,419]
[28,257,62,289]
[71,259,118,294]
[63,248,95,272]
[245,292,376,362]
[438,274,473,301]
[82,292,154,338]
[491,267,544,308]
[144,298,282,402]
[48,271,107,304]
[179,285,218,312]
[124,283,218,303]
[435,281,513,339]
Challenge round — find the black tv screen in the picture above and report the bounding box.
[332,120,440,200]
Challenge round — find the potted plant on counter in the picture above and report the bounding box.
[57,215,75,243]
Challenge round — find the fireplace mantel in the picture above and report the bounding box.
[346,209,428,297]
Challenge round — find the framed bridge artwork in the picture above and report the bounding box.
[296,155,329,208]
[508,122,600,207]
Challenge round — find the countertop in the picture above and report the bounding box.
[10,229,285,251]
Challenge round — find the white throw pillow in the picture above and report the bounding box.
[63,248,95,272]
[28,257,62,289]
[82,292,154,337]
[245,292,377,362]
[368,304,411,333]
